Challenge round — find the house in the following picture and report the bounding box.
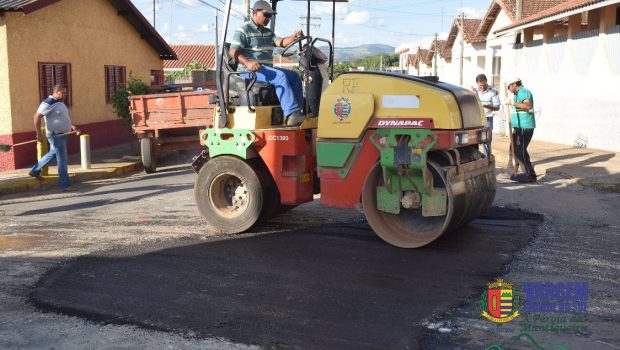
[273,55,298,70]
[493,0,620,151]
[163,44,215,84]
[443,18,486,87]
[426,39,448,77]
[396,47,432,76]
[0,0,176,171]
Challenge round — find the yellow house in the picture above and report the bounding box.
[0,0,176,171]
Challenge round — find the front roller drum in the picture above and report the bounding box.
[362,159,496,248]
[362,161,454,248]
[194,156,263,234]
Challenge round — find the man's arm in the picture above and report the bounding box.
[485,91,500,111]
[483,103,500,111]
[33,112,43,142]
[275,29,303,48]
[513,99,532,110]
[230,47,260,72]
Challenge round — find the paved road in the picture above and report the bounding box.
[1,160,542,349]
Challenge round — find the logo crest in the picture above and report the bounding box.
[481,279,520,323]
[333,97,352,122]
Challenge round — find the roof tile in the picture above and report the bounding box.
[498,0,607,31]
[164,45,216,69]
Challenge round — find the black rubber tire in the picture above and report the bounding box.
[194,156,263,234]
[141,137,157,174]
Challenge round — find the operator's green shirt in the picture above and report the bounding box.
[231,19,281,69]
[510,86,535,129]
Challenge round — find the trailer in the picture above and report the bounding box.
[130,88,216,173]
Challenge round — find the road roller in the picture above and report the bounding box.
[191,0,496,248]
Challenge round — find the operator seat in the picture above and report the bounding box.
[222,43,280,108]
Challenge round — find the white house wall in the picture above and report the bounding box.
[502,25,620,152]
[445,32,486,87]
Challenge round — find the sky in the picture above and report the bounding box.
[134,0,494,51]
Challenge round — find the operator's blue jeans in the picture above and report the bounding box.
[31,134,70,189]
[483,117,493,157]
[245,66,303,117]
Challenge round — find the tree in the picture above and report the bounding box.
[111,74,148,126]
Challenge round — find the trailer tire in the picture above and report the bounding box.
[141,137,157,173]
[194,156,263,234]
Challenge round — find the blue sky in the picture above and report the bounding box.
[134,0,493,50]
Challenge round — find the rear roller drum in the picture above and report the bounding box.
[362,161,454,248]
[194,156,263,233]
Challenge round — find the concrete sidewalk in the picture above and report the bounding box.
[491,134,620,192]
[0,143,143,196]
[1,135,619,196]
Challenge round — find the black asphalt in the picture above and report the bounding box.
[31,207,541,350]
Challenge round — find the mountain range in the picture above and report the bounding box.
[317,44,396,63]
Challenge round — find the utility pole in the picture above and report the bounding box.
[214,9,219,70]
[244,0,250,20]
[153,0,156,28]
[433,32,438,76]
[380,55,383,71]
[196,1,222,70]
[169,0,174,43]
[459,12,464,86]
[417,46,421,76]
[300,16,321,29]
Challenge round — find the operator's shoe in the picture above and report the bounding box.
[510,173,537,183]
[285,110,305,126]
[28,170,43,180]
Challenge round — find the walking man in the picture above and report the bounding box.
[505,77,536,183]
[29,84,80,191]
[473,74,500,157]
[230,0,305,126]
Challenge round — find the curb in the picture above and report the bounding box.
[0,162,143,196]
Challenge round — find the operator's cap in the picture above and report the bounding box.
[507,76,521,85]
[252,0,277,14]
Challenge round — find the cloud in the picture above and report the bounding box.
[458,7,486,19]
[343,10,369,25]
[196,24,210,33]
[372,18,385,27]
[312,2,349,16]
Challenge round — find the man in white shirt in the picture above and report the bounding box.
[473,74,500,157]
[29,85,80,191]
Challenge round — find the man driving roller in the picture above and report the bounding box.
[230,0,305,126]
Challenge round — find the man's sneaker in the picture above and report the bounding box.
[28,170,43,180]
[61,186,78,192]
[285,110,305,126]
[511,173,537,183]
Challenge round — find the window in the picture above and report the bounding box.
[105,65,126,103]
[616,6,620,25]
[38,62,72,105]
[150,70,164,87]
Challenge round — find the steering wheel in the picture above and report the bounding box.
[281,35,311,58]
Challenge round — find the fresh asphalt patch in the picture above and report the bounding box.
[30,207,542,350]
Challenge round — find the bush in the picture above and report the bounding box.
[111,74,148,126]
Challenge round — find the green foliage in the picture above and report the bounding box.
[111,74,148,126]
[329,53,399,79]
[351,53,399,70]
[165,60,211,80]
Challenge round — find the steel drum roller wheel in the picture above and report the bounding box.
[194,156,263,233]
[362,161,454,248]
